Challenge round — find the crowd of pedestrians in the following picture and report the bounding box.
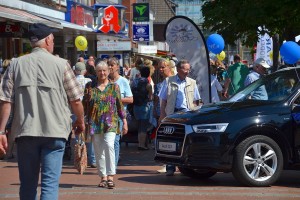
[0,22,275,199]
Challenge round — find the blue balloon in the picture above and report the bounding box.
[206,34,225,54]
[280,41,300,64]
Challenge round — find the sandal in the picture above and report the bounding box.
[97,180,107,188]
[107,179,115,189]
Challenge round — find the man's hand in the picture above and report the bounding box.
[73,120,85,135]
[0,135,8,155]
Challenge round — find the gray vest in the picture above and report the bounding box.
[11,48,72,140]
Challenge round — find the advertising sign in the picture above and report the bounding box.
[67,3,94,28]
[165,16,211,104]
[97,41,131,51]
[0,23,23,37]
[133,3,149,22]
[138,45,157,54]
[99,5,121,33]
[133,24,149,42]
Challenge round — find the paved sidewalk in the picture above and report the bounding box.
[0,142,162,200]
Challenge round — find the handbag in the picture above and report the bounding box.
[74,132,87,175]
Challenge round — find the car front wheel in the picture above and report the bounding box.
[232,135,283,187]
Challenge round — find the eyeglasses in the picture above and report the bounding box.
[180,68,190,73]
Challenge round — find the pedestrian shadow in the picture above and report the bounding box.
[59,183,99,188]
[118,171,300,188]
[117,169,158,175]
[2,165,18,168]
[61,171,96,175]
[117,173,241,187]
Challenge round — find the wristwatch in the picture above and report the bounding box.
[0,131,6,135]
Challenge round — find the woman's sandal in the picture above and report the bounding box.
[107,179,115,189]
[97,180,107,188]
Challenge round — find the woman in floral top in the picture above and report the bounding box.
[83,61,128,189]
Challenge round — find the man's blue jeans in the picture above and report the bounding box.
[86,142,96,165]
[114,133,121,168]
[16,136,66,200]
[114,117,123,168]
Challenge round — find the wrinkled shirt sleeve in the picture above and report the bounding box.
[0,64,14,103]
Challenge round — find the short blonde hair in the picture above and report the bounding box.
[2,59,11,68]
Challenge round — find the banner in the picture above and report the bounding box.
[164,16,211,104]
[256,33,273,66]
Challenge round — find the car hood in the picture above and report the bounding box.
[162,100,282,124]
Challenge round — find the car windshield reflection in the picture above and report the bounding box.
[229,67,300,102]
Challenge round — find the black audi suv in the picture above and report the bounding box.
[155,67,300,186]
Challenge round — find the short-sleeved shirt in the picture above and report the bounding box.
[244,71,268,100]
[76,75,91,100]
[225,62,249,95]
[158,75,201,109]
[115,76,133,110]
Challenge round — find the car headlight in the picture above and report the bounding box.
[192,123,229,133]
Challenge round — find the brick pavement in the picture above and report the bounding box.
[2,142,300,199]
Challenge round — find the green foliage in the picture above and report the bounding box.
[202,0,300,46]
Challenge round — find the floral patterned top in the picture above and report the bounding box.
[83,82,126,134]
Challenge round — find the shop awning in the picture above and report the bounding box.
[33,13,94,32]
[60,21,94,32]
[0,6,62,29]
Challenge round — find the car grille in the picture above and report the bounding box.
[156,123,186,156]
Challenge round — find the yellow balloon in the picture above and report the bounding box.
[217,51,226,61]
[75,36,88,51]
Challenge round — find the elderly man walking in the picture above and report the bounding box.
[0,23,85,200]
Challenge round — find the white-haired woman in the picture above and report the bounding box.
[83,61,128,189]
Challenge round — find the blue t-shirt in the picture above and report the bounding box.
[115,76,133,109]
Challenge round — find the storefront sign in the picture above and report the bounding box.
[99,6,121,33]
[0,23,23,37]
[66,1,94,29]
[133,3,149,22]
[133,24,149,42]
[97,41,131,51]
[138,45,157,54]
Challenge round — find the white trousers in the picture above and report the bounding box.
[92,132,116,177]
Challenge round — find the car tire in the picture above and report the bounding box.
[178,167,217,179]
[232,135,283,187]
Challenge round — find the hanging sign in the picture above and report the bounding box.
[133,3,149,22]
[133,24,149,42]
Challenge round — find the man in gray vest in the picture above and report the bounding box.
[0,23,85,200]
[158,59,201,176]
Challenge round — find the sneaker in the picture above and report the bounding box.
[166,170,175,176]
[90,164,97,168]
[157,165,167,173]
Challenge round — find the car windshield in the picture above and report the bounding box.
[229,67,300,102]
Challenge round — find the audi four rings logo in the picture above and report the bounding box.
[162,126,175,134]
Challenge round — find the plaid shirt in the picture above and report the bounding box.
[0,62,83,103]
